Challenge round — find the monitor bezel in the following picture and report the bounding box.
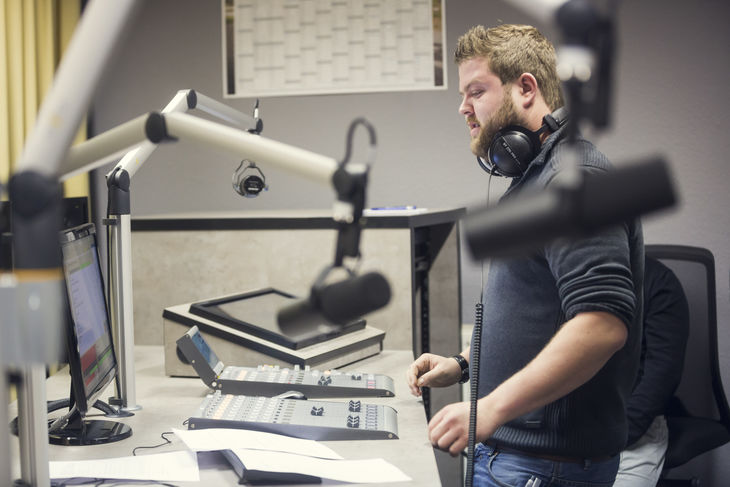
[60,222,119,416]
[189,288,366,350]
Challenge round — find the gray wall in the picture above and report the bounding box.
[90,0,730,484]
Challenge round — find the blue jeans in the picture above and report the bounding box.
[471,443,620,487]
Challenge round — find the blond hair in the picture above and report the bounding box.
[455,24,564,111]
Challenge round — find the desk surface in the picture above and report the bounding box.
[10,346,442,486]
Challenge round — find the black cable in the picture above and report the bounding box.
[53,479,178,487]
[99,482,178,487]
[465,302,483,487]
[104,205,124,407]
[102,178,127,409]
[338,117,377,168]
[53,477,103,486]
[131,431,174,456]
[464,171,493,486]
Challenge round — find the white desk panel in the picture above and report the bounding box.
[9,346,441,486]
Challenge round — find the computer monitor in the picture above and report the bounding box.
[49,223,131,445]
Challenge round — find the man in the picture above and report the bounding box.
[406,24,644,486]
[614,256,689,486]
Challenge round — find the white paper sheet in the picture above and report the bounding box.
[49,450,199,482]
[173,427,342,459]
[230,449,411,484]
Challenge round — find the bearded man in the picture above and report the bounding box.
[407,24,644,487]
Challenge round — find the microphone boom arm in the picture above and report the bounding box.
[62,108,388,349]
[150,112,337,184]
[154,112,375,272]
[59,90,262,181]
[60,93,261,412]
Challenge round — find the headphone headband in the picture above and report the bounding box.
[541,106,568,133]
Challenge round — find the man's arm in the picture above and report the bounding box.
[429,310,627,456]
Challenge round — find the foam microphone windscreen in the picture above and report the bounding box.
[277,272,391,336]
[318,271,391,325]
[464,157,676,259]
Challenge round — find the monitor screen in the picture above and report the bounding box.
[60,223,117,414]
[190,325,220,371]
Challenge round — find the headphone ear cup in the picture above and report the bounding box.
[487,126,539,178]
[476,155,497,175]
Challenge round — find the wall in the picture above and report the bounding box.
[90,0,730,484]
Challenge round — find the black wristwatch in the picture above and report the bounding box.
[451,355,469,384]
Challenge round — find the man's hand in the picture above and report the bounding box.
[427,311,628,456]
[406,353,462,397]
[428,400,500,457]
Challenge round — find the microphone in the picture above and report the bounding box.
[277,271,391,336]
[464,157,677,259]
[232,160,267,198]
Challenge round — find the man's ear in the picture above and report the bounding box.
[516,73,538,109]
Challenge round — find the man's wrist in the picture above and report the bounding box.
[451,355,469,384]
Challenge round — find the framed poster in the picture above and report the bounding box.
[222,0,446,98]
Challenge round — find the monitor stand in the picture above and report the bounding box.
[47,408,132,446]
[45,398,133,446]
[11,398,133,445]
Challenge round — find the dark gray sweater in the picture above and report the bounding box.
[473,126,644,458]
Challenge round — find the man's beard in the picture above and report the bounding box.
[471,92,526,158]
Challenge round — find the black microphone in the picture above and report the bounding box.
[464,157,677,259]
[277,271,391,336]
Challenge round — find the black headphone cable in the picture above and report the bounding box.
[464,171,492,487]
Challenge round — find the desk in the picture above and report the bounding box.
[130,209,464,484]
[9,346,442,486]
[130,208,464,354]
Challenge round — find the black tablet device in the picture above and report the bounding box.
[189,288,365,350]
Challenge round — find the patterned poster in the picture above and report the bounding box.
[222,0,446,97]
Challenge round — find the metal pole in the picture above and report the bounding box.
[107,215,140,411]
[16,365,50,487]
[0,369,10,487]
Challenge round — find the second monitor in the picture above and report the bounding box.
[50,223,132,445]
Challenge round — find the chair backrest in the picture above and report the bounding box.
[645,245,730,427]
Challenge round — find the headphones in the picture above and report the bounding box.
[232,160,268,198]
[476,106,568,178]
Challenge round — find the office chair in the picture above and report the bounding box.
[647,245,730,486]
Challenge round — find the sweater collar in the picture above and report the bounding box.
[503,124,570,196]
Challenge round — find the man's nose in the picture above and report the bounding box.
[458,98,471,117]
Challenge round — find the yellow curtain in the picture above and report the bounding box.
[1,0,88,197]
[2,0,86,395]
